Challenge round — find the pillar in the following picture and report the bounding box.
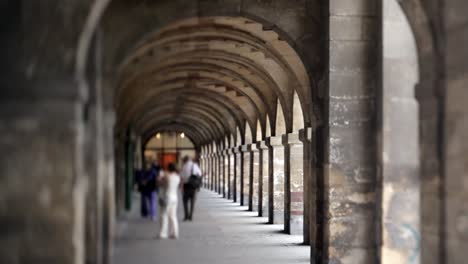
[300,127,315,246]
[217,152,223,195]
[241,145,251,207]
[0,87,89,264]
[249,144,260,212]
[102,110,116,264]
[234,147,243,203]
[266,136,285,225]
[214,153,219,193]
[257,141,269,217]
[283,133,304,235]
[209,153,215,191]
[223,150,229,198]
[325,1,379,262]
[228,147,236,200]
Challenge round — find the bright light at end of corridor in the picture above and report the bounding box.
[180,133,185,138]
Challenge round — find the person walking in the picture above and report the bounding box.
[136,162,159,219]
[158,163,181,239]
[180,156,202,221]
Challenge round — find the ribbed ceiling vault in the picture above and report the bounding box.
[116,17,312,146]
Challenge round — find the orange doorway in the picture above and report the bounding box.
[159,153,177,170]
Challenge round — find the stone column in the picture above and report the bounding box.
[102,110,116,264]
[257,141,269,217]
[241,145,251,207]
[217,152,223,195]
[223,150,229,198]
[325,1,379,262]
[266,136,285,225]
[235,147,243,204]
[228,148,236,200]
[209,153,215,191]
[249,144,260,212]
[283,133,305,235]
[0,89,89,263]
[300,127,315,246]
[214,153,219,193]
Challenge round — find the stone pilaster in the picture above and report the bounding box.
[223,150,229,198]
[210,153,215,191]
[283,133,305,235]
[217,152,223,195]
[249,144,260,212]
[228,148,235,200]
[0,94,88,263]
[257,141,269,217]
[325,1,379,262]
[300,127,315,246]
[266,136,285,225]
[234,147,242,203]
[240,145,251,207]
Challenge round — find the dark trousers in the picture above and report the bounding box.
[140,191,156,218]
[183,183,196,220]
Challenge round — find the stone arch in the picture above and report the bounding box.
[245,122,253,145]
[275,99,287,136]
[383,1,441,263]
[236,126,243,146]
[292,91,305,133]
[256,119,263,142]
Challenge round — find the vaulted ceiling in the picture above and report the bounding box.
[115,17,311,146]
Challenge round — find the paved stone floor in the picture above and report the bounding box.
[112,189,309,264]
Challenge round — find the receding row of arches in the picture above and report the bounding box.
[3,0,466,264]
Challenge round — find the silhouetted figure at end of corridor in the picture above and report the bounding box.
[180,156,202,221]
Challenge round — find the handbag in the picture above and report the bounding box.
[188,164,202,189]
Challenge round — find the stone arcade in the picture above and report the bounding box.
[1,1,467,264]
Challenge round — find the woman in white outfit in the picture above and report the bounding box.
[158,163,181,239]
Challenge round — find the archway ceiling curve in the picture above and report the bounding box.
[144,114,217,143]
[116,17,314,142]
[118,82,257,131]
[119,54,280,113]
[123,88,248,133]
[118,66,269,121]
[140,110,226,140]
[143,122,206,147]
[117,87,252,136]
[124,19,310,92]
[135,99,238,136]
[117,49,287,124]
[135,104,230,140]
[142,116,220,145]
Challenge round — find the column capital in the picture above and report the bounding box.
[247,143,258,152]
[265,136,283,147]
[233,146,241,154]
[240,144,249,152]
[282,133,301,146]
[299,127,313,142]
[256,140,268,150]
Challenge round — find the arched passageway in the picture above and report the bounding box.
[1,1,468,264]
[112,15,313,240]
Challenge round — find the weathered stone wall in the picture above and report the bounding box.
[443,1,468,263]
[324,0,380,263]
[283,133,305,235]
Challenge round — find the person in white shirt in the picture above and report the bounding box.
[157,163,181,239]
[180,156,202,221]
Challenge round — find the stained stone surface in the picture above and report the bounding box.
[113,190,308,264]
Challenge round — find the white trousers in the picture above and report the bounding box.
[159,201,179,238]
